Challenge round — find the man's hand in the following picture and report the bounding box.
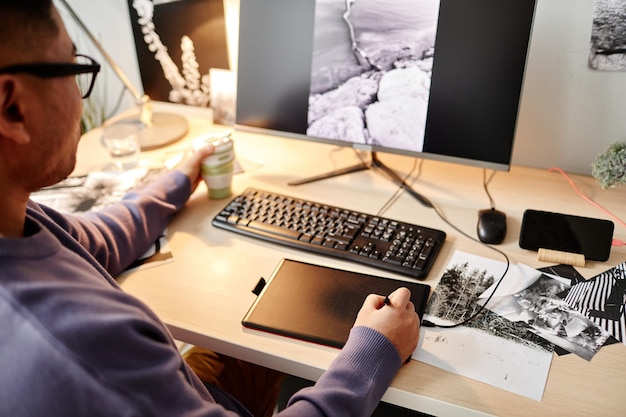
[354,287,420,362]
[175,144,215,193]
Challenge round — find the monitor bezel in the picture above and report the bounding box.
[234,0,538,173]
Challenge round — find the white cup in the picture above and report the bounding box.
[102,121,141,171]
[195,133,235,199]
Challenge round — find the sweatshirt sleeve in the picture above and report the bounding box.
[278,326,403,417]
[35,170,192,277]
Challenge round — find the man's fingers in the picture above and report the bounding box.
[386,287,411,307]
[364,293,387,309]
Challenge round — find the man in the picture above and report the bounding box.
[0,1,420,416]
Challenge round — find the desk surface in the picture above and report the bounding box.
[76,106,626,417]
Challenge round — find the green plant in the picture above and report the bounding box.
[591,141,626,189]
[81,89,107,133]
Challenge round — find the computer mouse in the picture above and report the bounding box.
[477,208,507,244]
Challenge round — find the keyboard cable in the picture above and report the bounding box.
[376,158,420,217]
[378,164,511,329]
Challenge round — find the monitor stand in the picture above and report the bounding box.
[287,151,433,208]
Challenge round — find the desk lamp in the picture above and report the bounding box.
[58,0,189,150]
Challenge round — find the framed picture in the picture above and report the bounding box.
[127,0,230,106]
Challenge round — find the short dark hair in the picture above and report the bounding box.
[0,0,59,66]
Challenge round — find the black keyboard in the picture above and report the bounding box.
[212,188,446,279]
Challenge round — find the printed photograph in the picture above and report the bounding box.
[481,265,612,361]
[564,261,626,345]
[31,169,166,213]
[307,0,440,152]
[589,0,626,70]
[414,251,554,401]
[31,168,173,271]
[427,257,554,352]
[127,0,230,106]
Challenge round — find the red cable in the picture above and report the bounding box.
[548,167,626,246]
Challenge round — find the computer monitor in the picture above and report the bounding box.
[235,0,537,176]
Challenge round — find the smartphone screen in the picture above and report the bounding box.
[519,209,614,262]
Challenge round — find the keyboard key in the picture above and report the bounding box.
[247,221,301,240]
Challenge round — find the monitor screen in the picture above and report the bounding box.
[235,0,537,171]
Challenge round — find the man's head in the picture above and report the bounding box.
[0,0,60,67]
[0,0,86,192]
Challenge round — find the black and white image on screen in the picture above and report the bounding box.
[307,0,439,153]
[236,0,536,170]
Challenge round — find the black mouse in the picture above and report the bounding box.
[477,208,507,244]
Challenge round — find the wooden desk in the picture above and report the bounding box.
[76,107,626,417]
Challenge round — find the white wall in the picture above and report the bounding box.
[57,0,626,175]
[56,0,142,119]
[514,0,626,174]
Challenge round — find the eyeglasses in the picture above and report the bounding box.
[0,54,100,99]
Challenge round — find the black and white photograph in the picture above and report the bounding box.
[564,261,626,344]
[31,168,166,213]
[31,168,173,271]
[588,0,626,70]
[307,0,439,152]
[127,0,230,107]
[413,251,554,401]
[480,265,611,361]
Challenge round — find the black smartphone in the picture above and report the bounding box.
[519,209,614,262]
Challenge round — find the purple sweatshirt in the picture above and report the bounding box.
[0,170,402,416]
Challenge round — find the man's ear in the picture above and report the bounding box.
[0,76,30,145]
